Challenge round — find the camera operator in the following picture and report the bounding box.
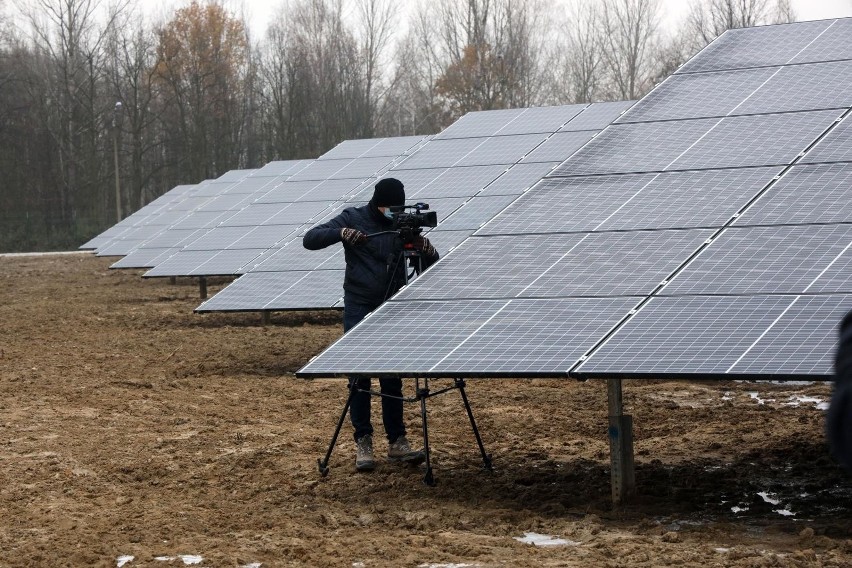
[303,177,439,472]
[829,309,852,471]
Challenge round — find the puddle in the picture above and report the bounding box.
[514,532,580,547]
[154,556,203,565]
[117,556,134,568]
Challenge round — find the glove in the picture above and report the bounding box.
[340,227,367,246]
[413,236,436,257]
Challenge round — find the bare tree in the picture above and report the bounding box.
[555,0,603,104]
[598,0,662,101]
[354,0,396,137]
[684,0,797,50]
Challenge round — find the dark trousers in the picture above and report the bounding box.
[344,301,405,443]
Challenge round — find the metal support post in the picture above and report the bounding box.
[198,277,208,299]
[169,276,177,285]
[607,378,635,505]
[261,311,271,326]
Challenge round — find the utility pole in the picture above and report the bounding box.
[113,101,123,222]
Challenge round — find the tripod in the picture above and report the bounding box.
[317,233,493,485]
[317,376,493,485]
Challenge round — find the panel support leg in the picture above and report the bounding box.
[261,311,271,326]
[169,276,177,285]
[607,378,635,505]
[199,276,208,300]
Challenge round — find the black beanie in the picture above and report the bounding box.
[372,178,405,207]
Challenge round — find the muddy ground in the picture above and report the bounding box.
[1,253,851,567]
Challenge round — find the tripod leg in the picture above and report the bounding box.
[317,378,357,477]
[456,378,493,471]
[418,379,436,486]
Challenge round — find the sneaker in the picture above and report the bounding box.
[355,435,375,471]
[387,435,426,465]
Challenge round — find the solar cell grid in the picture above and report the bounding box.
[298,300,509,375]
[250,240,343,272]
[228,225,292,250]
[431,297,639,375]
[111,246,180,269]
[405,165,508,199]
[328,156,396,179]
[576,295,796,375]
[617,66,779,123]
[250,160,309,177]
[480,167,782,235]
[789,18,852,64]
[420,229,474,255]
[660,224,852,296]
[521,131,597,163]
[192,249,266,275]
[800,113,852,164]
[183,226,254,251]
[729,294,852,375]
[735,59,852,115]
[677,19,832,74]
[495,104,587,136]
[317,139,381,160]
[396,138,486,169]
[397,229,713,301]
[169,211,232,230]
[557,101,633,132]
[455,133,549,166]
[734,163,852,226]
[264,201,336,225]
[551,118,715,176]
[287,159,351,181]
[670,110,843,171]
[254,180,322,203]
[476,162,558,196]
[433,195,518,231]
[435,108,527,139]
[145,250,220,277]
[362,136,428,157]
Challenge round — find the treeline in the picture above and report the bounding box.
[0,0,794,252]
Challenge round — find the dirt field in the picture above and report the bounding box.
[1,253,851,567]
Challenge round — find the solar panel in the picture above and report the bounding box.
[677,19,833,74]
[436,108,528,139]
[297,297,638,376]
[659,224,852,296]
[558,100,634,131]
[521,131,597,163]
[397,229,713,301]
[618,66,780,123]
[476,162,558,196]
[800,114,852,164]
[405,165,509,199]
[478,167,782,235]
[495,104,587,135]
[576,295,798,376]
[431,195,518,231]
[734,163,852,226]
[395,138,494,169]
[196,270,346,312]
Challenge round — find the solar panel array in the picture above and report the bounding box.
[196,102,632,312]
[111,160,315,270]
[140,137,428,279]
[299,18,852,380]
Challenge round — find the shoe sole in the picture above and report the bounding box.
[388,453,426,466]
[356,461,376,472]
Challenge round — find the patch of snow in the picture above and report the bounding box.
[722,391,733,401]
[241,564,262,568]
[747,392,775,405]
[154,556,203,565]
[731,506,749,513]
[514,532,580,547]
[786,395,829,410]
[117,556,135,567]
[775,509,796,517]
[714,548,730,553]
[353,563,366,568]
[758,492,781,505]
[418,564,476,568]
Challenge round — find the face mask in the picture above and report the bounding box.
[383,208,394,220]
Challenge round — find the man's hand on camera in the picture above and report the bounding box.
[341,227,367,246]
[414,236,436,257]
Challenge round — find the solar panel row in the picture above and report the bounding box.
[298,17,852,380]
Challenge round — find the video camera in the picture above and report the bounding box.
[389,202,438,242]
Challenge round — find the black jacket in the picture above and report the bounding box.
[829,309,852,471]
[303,202,440,306]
